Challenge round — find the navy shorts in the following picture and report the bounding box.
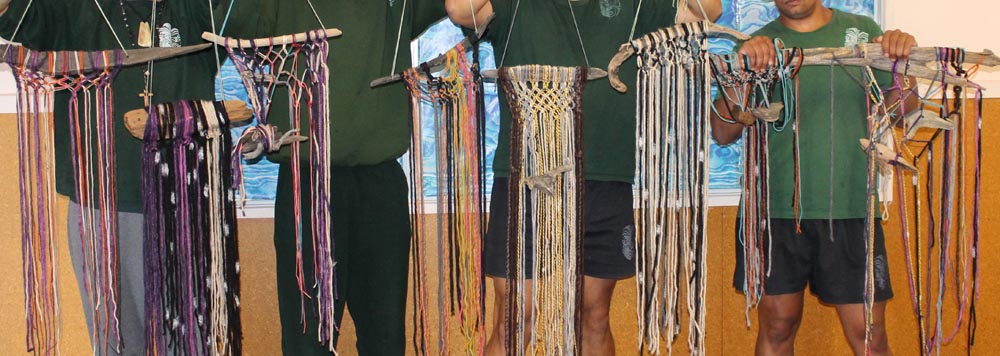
[484,177,637,280]
[734,218,893,304]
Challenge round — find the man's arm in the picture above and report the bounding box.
[445,0,492,29]
[709,35,776,145]
[0,0,10,16]
[875,29,921,117]
[677,0,722,23]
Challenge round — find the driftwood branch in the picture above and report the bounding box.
[201,29,343,48]
[799,44,999,88]
[370,14,495,88]
[124,100,254,139]
[481,67,608,81]
[608,21,751,92]
[1,43,212,76]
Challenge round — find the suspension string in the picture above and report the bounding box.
[91,0,130,54]
[565,0,590,68]
[389,0,409,75]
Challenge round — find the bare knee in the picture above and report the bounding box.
[757,294,804,346]
[581,302,611,334]
[760,312,800,344]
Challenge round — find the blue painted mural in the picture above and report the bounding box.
[219,0,877,201]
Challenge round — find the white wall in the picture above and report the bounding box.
[0,64,17,114]
[882,0,1000,96]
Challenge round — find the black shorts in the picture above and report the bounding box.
[484,177,637,280]
[733,218,893,305]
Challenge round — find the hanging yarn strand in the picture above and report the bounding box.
[851,45,987,356]
[401,42,488,356]
[141,100,243,356]
[499,65,587,356]
[717,43,804,321]
[629,22,713,355]
[5,46,126,356]
[218,30,336,351]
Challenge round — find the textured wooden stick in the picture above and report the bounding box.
[482,67,608,80]
[202,29,343,48]
[0,43,212,75]
[124,100,253,139]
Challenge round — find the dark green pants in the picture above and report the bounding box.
[274,160,410,355]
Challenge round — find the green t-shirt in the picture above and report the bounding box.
[486,0,676,182]
[0,0,220,213]
[749,9,891,219]
[223,0,445,166]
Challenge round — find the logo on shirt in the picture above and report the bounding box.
[157,23,182,47]
[600,0,621,18]
[844,28,870,47]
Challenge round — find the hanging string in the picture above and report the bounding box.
[565,0,590,68]
[402,42,488,356]
[6,46,126,356]
[389,0,409,75]
[90,0,130,54]
[141,100,243,356]
[711,38,803,330]
[629,23,711,355]
[499,65,587,356]
[221,30,337,352]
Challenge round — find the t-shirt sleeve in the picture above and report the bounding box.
[482,0,511,43]
[0,0,65,48]
[412,0,447,36]
[635,0,677,37]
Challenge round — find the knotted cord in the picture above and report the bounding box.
[499,65,587,356]
[141,100,243,356]
[629,22,712,355]
[220,30,337,351]
[401,43,488,356]
[5,46,125,356]
[711,41,803,329]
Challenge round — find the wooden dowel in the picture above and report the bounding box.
[124,100,253,139]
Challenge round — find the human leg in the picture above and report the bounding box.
[580,277,617,356]
[67,202,146,356]
[341,160,411,355]
[756,292,805,356]
[272,164,341,355]
[812,220,893,356]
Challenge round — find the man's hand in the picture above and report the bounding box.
[738,35,778,72]
[874,29,917,61]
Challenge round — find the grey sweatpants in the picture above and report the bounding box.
[67,202,145,356]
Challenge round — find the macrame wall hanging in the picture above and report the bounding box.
[710,43,804,328]
[608,21,753,355]
[5,46,124,356]
[399,43,488,355]
[781,43,999,355]
[204,28,340,351]
[140,100,243,356]
[497,64,588,356]
[845,46,997,356]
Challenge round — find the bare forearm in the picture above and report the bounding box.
[0,0,11,17]
[445,0,493,29]
[677,0,722,23]
[710,94,746,145]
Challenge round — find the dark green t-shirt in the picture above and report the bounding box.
[750,9,890,219]
[486,0,676,182]
[223,0,445,166]
[0,0,220,213]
